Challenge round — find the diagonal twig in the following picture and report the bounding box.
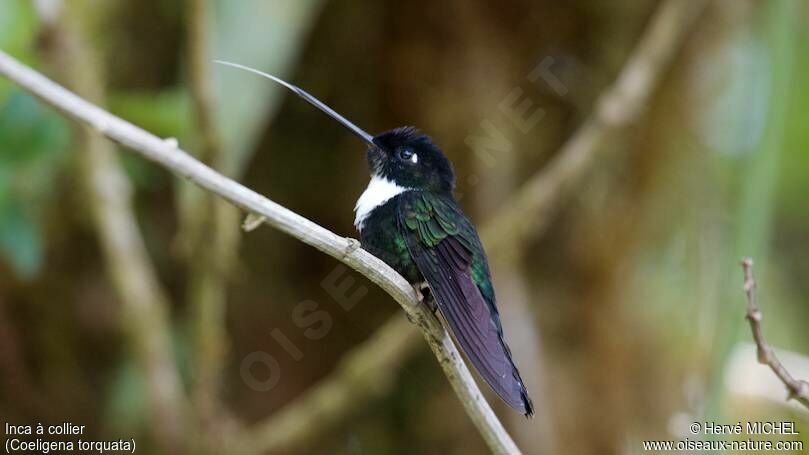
[0,50,521,455]
[740,258,809,409]
[480,0,706,259]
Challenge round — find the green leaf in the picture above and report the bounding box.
[0,198,42,280]
[108,88,191,139]
[0,90,70,165]
[0,90,70,280]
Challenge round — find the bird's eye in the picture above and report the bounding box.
[397,147,417,164]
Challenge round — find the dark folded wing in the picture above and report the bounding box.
[397,192,533,416]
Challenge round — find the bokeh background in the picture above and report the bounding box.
[1,0,808,454]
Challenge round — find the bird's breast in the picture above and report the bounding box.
[356,194,422,283]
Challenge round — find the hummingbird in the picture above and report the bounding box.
[215,61,534,417]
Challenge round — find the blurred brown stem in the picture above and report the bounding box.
[234,315,421,453]
[187,0,221,167]
[480,0,706,260]
[184,0,241,438]
[740,258,809,409]
[0,50,522,455]
[32,4,189,452]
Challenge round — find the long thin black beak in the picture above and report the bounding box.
[214,60,376,148]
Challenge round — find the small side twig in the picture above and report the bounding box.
[740,258,809,409]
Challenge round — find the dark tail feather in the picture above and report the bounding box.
[403,227,535,415]
[437,267,534,416]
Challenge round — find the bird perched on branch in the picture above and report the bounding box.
[216,60,534,417]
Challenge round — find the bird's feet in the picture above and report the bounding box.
[406,283,437,324]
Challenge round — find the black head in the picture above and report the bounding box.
[369,127,454,193]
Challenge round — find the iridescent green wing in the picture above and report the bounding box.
[397,191,533,415]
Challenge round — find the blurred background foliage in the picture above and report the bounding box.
[0,0,807,454]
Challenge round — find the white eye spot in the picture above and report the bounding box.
[410,153,418,164]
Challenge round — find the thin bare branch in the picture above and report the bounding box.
[236,0,707,449]
[0,50,521,455]
[740,258,809,409]
[32,5,189,451]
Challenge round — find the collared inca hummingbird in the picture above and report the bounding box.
[216,61,534,416]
